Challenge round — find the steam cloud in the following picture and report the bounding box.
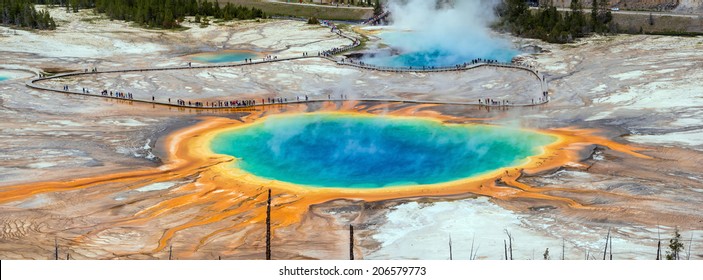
[364,0,517,67]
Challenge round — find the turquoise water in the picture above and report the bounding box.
[363,31,518,67]
[191,51,258,63]
[211,113,556,188]
[0,75,8,82]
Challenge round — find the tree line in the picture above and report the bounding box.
[51,0,265,28]
[1,0,56,30]
[4,0,266,30]
[499,0,613,43]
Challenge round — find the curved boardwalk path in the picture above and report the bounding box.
[25,21,549,110]
[363,11,390,25]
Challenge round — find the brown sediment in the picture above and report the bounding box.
[0,102,653,257]
[40,67,78,74]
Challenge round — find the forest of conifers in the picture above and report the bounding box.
[500,0,614,43]
[2,0,266,30]
[1,0,56,29]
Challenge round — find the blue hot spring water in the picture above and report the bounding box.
[0,75,9,82]
[210,113,556,188]
[191,51,258,63]
[363,31,519,68]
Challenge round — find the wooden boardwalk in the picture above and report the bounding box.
[25,20,549,110]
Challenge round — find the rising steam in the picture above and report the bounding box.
[363,0,517,67]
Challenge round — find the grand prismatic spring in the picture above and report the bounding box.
[210,113,555,188]
[1,0,703,261]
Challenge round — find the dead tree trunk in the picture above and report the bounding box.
[349,225,354,260]
[470,235,475,261]
[562,238,565,260]
[504,240,508,260]
[687,233,693,260]
[505,230,513,260]
[609,233,613,260]
[54,237,58,260]
[448,235,453,260]
[169,245,173,260]
[266,189,272,260]
[509,237,513,260]
[603,228,610,260]
[656,240,661,260]
[656,223,661,260]
[472,245,480,260]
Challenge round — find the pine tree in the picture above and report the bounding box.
[163,7,174,29]
[666,227,684,260]
[373,0,382,16]
[569,0,585,36]
[590,0,598,31]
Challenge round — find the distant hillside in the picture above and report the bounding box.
[538,0,699,12]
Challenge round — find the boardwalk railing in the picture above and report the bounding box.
[363,11,390,25]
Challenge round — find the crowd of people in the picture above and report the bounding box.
[479,98,510,106]
[98,89,133,99]
[363,11,390,25]
[536,91,549,103]
[318,20,361,57]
